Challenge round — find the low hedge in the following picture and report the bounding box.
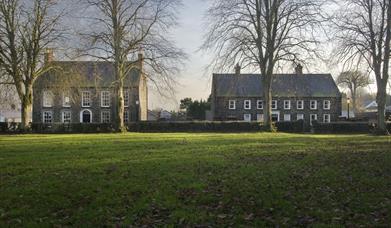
[0,122,22,133]
[312,121,374,134]
[127,121,305,133]
[31,123,115,133]
[275,120,305,133]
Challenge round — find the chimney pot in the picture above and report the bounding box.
[295,64,303,75]
[235,63,241,75]
[45,48,54,63]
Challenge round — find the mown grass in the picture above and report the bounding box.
[0,133,391,226]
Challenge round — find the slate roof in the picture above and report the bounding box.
[38,61,141,88]
[212,74,341,98]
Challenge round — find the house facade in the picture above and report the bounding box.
[32,51,148,124]
[211,66,342,126]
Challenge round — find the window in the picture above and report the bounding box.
[272,100,278,110]
[310,100,317,110]
[43,111,53,123]
[271,112,280,122]
[229,100,236,110]
[101,91,110,107]
[284,114,291,122]
[82,91,91,107]
[310,114,318,125]
[62,92,71,107]
[244,100,251,110]
[124,90,129,107]
[101,111,111,123]
[284,100,291,110]
[297,100,304,110]
[43,91,53,107]
[243,114,251,122]
[323,114,331,123]
[297,114,304,120]
[323,100,331,110]
[257,100,263,109]
[62,111,71,123]
[257,114,264,122]
[124,110,129,123]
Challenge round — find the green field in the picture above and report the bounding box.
[1,133,391,226]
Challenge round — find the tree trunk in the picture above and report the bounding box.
[376,84,389,135]
[20,85,33,132]
[262,75,273,132]
[116,79,125,132]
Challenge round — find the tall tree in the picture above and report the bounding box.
[0,0,64,130]
[202,0,324,131]
[83,0,185,132]
[336,71,372,113]
[332,0,391,134]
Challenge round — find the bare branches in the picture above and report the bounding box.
[80,0,186,130]
[202,0,325,129]
[0,0,66,129]
[331,0,391,133]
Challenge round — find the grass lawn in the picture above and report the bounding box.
[1,133,391,226]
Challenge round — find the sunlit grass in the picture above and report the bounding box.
[0,133,390,226]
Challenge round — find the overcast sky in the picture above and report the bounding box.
[149,0,213,111]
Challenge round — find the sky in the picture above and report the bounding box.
[149,0,213,111]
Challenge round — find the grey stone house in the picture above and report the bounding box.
[32,51,148,124]
[211,66,342,126]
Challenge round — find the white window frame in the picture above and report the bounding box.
[310,114,318,125]
[310,100,318,110]
[257,114,264,122]
[297,114,304,120]
[229,100,236,110]
[297,100,304,110]
[257,100,263,110]
[284,114,291,122]
[101,110,111,123]
[62,91,71,107]
[272,100,278,110]
[323,100,331,110]
[43,91,53,108]
[101,91,111,108]
[243,114,252,122]
[124,90,129,108]
[43,111,53,123]
[284,100,291,110]
[62,111,72,123]
[82,91,91,107]
[271,111,280,122]
[323,114,331,123]
[244,100,251,110]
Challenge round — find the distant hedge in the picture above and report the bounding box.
[312,121,374,134]
[4,121,306,133]
[127,120,305,133]
[30,123,115,133]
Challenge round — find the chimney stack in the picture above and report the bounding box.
[44,48,54,64]
[295,64,303,75]
[235,63,241,75]
[138,49,144,71]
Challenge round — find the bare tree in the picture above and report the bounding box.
[337,71,372,113]
[0,0,64,130]
[202,0,325,131]
[332,0,391,134]
[81,0,185,132]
